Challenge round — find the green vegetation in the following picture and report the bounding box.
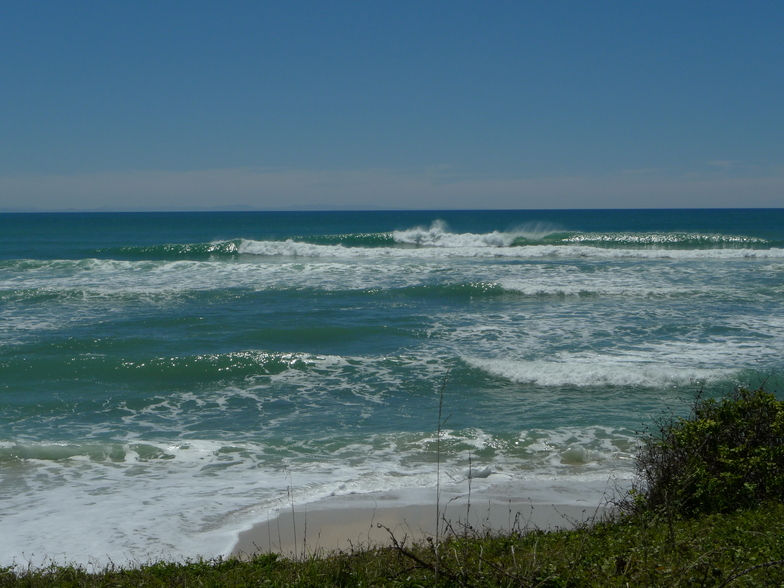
[3,508,784,587]
[4,387,784,587]
[630,386,784,517]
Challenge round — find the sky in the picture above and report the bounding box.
[1,1,782,211]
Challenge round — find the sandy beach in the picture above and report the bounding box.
[232,477,622,558]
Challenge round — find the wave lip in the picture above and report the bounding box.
[392,220,516,247]
[19,243,784,262]
[33,223,780,264]
[561,232,771,249]
[391,220,566,248]
[96,240,244,260]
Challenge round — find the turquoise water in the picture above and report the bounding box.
[1,209,783,564]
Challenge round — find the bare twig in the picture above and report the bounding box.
[716,558,784,588]
[435,369,450,582]
[375,523,461,584]
[285,467,297,560]
[477,552,533,587]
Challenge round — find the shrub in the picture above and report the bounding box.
[631,386,784,517]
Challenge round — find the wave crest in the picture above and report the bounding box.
[465,357,732,388]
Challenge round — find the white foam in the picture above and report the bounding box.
[391,220,517,248]
[2,246,782,320]
[234,237,784,260]
[3,221,783,568]
[0,419,639,568]
[464,357,731,388]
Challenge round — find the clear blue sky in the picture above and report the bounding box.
[1,1,782,210]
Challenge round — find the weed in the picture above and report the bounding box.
[630,386,784,517]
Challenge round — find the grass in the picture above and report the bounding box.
[4,386,784,586]
[3,505,784,587]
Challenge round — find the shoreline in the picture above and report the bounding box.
[231,477,623,558]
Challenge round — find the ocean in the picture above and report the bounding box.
[1,209,783,566]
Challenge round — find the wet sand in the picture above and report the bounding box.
[232,479,620,558]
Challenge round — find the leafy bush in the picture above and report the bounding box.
[631,386,784,517]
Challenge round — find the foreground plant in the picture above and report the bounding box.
[630,386,784,517]
[3,507,784,587]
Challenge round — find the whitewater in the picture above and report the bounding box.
[0,209,782,566]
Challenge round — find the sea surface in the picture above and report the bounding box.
[1,209,783,566]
